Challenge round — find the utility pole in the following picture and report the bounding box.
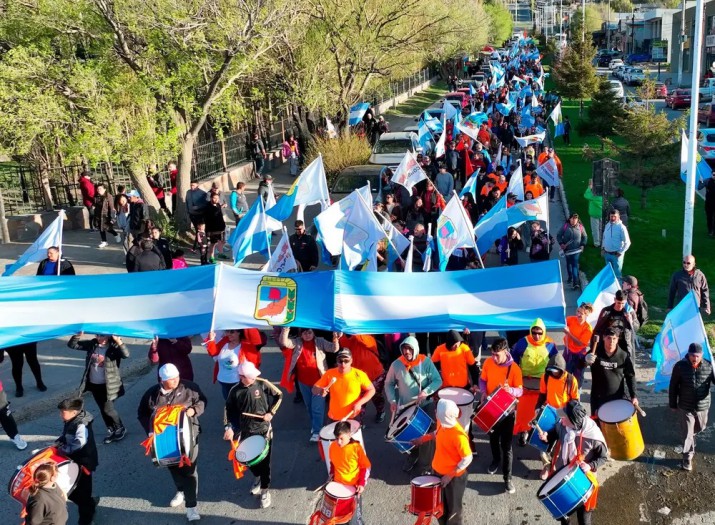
[677,0,687,87]
[684,0,705,257]
[0,188,8,244]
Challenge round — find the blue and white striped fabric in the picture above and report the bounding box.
[0,266,217,347]
[333,260,565,332]
[576,264,621,326]
[348,103,370,126]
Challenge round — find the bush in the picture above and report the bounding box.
[305,134,372,186]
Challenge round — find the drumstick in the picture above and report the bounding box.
[324,377,337,392]
[313,480,329,493]
[589,335,600,355]
[635,405,646,417]
[242,412,265,419]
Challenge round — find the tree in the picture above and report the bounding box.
[581,78,624,138]
[611,0,634,13]
[607,97,686,208]
[553,39,599,112]
[484,1,514,46]
[570,4,604,41]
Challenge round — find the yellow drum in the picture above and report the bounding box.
[597,400,644,461]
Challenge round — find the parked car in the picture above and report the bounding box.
[330,165,388,202]
[419,108,445,122]
[470,73,487,84]
[444,91,469,108]
[698,102,715,127]
[697,128,715,161]
[608,80,625,99]
[654,82,668,98]
[609,59,624,70]
[613,65,629,80]
[624,68,645,86]
[368,132,421,169]
[699,78,715,102]
[665,88,691,109]
[597,55,612,68]
[626,53,651,64]
[403,125,435,155]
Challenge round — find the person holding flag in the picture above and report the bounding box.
[36,246,75,276]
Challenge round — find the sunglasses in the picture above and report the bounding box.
[531,330,544,336]
[337,359,351,364]
[683,261,693,265]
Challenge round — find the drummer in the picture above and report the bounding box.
[510,318,558,446]
[534,354,580,479]
[55,397,99,525]
[563,303,594,385]
[384,336,442,473]
[585,328,638,416]
[538,401,608,525]
[328,421,372,525]
[431,330,480,392]
[313,349,375,423]
[223,361,282,509]
[137,364,207,522]
[411,398,472,525]
[479,338,523,494]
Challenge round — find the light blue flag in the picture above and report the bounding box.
[459,169,480,201]
[443,100,459,122]
[576,264,621,326]
[423,115,444,133]
[266,155,329,222]
[549,102,565,137]
[496,102,514,116]
[3,211,65,276]
[418,120,432,153]
[422,235,434,272]
[229,198,271,265]
[474,196,508,254]
[651,291,712,392]
[469,83,477,96]
[348,103,370,126]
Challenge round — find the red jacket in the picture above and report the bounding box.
[205,329,265,383]
[79,177,95,207]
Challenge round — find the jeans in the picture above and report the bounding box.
[85,381,123,431]
[254,156,265,177]
[603,252,624,281]
[220,381,237,401]
[565,252,581,283]
[298,381,325,435]
[589,217,601,247]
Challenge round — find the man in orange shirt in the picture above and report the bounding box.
[328,421,371,525]
[411,399,471,525]
[339,334,387,423]
[563,303,594,385]
[432,330,480,391]
[313,349,375,423]
[524,172,544,199]
[479,338,523,494]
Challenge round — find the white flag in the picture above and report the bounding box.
[404,236,414,273]
[515,131,546,147]
[3,210,65,276]
[434,129,447,159]
[436,193,477,271]
[340,191,387,270]
[536,158,560,187]
[265,228,298,273]
[391,151,428,193]
[264,185,285,232]
[507,161,525,201]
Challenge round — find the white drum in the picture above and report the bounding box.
[437,387,475,431]
[318,420,364,473]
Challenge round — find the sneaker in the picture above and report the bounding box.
[402,455,419,473]
[98,242,108,248]
[186,507,200,521]
[375,411,386,424]
[12,435,28,450]
[114,234,122,243]
[113,426,127,442]
[487,461,499,475]
[36,383,47,392]
[250,478,261,495]
[169,491,185,508]
[505,479,516,494]
[260,491,271,508]
[103,428,116,445]
[309,433,320,443]
[15,388,23,398]
[682,457,693,471]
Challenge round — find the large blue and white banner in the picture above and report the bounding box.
[0,261,566,346]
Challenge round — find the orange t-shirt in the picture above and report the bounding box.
[315,367,373,420]
[524,182,544,198]
[329,440,371,486]
[539,373,579,409]
[495,181,507,193]
[432,422,471,476]
[431,343,476,388]
[480,358,523,396]
[339,335,384,381]
[565,316,593,353]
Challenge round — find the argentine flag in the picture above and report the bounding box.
[576,265,621,326]
[348,103,370,126]
[460,169,480,201]
[680,129,713,198]
[549,102,565,137]
[3,210,66,276]
[267,155,329,222]
[437,193,478,271]
[507,161,525,201]
[229,198,271,265]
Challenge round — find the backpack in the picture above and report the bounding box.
[635,290,649,326]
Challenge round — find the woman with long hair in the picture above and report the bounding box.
[25,463,68,525]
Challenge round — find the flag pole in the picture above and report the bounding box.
[57,210,64,276]
[453,190,484,269]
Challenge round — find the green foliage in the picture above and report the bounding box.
[484,2,514,46]
[611,0,634,13]
[570,4,604,37]
[305,135,372,184]
[581,78,624,137]
[553,39,600,102]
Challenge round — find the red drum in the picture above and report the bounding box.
[472,386,517,433]
[8,447,79,506]
[317,482,357,524]
[408,475,442,516]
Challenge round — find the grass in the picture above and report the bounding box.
[384,81,449,117]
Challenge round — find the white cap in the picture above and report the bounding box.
[238,361,261,380]
[159,363,180,381]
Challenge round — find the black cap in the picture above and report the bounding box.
[688,343,704,355]
[446,330,464,348]
[565,400,588,430]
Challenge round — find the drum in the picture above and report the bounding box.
[528,405,560,452]
[319,420,364,473]
[597,399,644,461]
[408,475,442,516]
[472,386,517,433]
[8,447,80,506]
[235,435,270,467]
[437,387,475,430]
[151,405,194,467]
[317,482,357,524]
[537,463,595,520]
[385,405,433,454]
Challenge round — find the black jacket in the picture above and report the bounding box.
[224,378,283,439]
[289,233,319,271]
[36,258,75,276]
[56,409,98,471]
[154,237,173,269]
[128,200,148,231]
[669,358,715,412]
[593,304,635,356]
[68,335,130,401]
[203,202,226,232]
[134,249,166,272]
[25,483,69,525]
[589,344,636,412]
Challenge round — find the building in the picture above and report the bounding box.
[641,7,680,62]
[670,0,715,84]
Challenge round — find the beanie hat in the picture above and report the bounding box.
[238,361,261,379]
[436,398,460,429]
[565,400,588,430]
[446,330,463,349]
[159,363,180,381]
[688,343,704,355]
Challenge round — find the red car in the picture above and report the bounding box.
[665,88,691,109]
[654,82,668,98]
